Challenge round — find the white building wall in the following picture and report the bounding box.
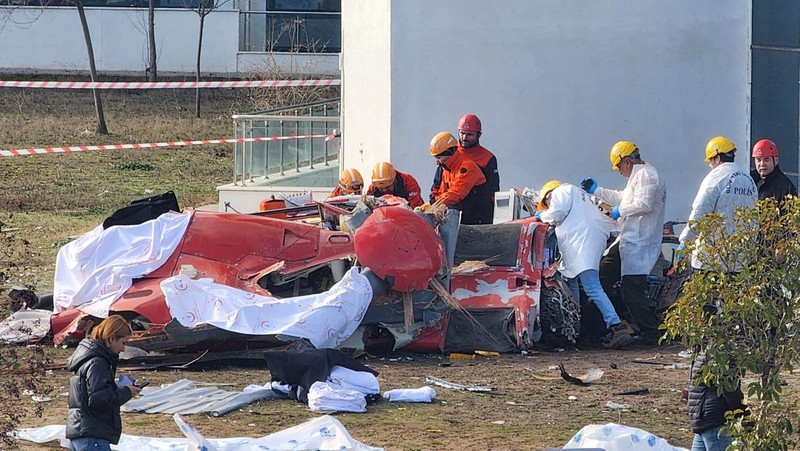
[339,0,392,170]
[0,7,239,74]
[341,0,750,221]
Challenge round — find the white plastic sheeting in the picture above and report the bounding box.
[0,309,52,344]
[12,414,383,450]
[308,381,367,413]
[383,387,437,403]
[161,267,373,349]
[564,423,688,450]
[54,212,191,317]
[121,379,282,417]
[328,366,381,396]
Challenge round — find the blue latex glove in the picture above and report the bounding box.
[580,177,598,194]
[534,210,543,220]
[611,206,621,220]
[675,242,685,262]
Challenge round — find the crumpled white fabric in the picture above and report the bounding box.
[53,211,191,317]
[307,381,367,413]
[564,423,688,450]
[539,184,609,279]
[328,366,380,395]
[383,386,436,403]
[594,163,667,276]
[0,309,52,344]
[161,267,372,349]
[12,414,383,450]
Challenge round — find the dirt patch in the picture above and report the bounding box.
[15,343,797,450]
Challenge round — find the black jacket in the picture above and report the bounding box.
[687,355,745,434]
[66,338,132,444]
[751,166,797,202]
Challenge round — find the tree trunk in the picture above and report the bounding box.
[195,13,205,118]
[147,0,157,81]
[74,0,108,134]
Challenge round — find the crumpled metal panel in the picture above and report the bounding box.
[122,379,283,417]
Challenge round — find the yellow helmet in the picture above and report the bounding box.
[429,131,459,156]
[338,168,363,194]
[537,180,562,210]
[609,141,639,170]
[372,161,397,190]
[704,136,736,162]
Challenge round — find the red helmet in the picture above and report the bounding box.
[752,139,778,158]
[458,114,482,132]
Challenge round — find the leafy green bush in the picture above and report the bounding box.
[664,197,800,450]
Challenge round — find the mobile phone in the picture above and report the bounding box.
[136,380,150,388]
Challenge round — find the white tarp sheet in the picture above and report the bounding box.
[12,414,383,450]
[564,423,688,450]
[161,267,373,349]
[0,309,52,344]
[54,212,191,317]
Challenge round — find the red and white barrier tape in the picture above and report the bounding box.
[0,79,341,90]
[0,133,336,157]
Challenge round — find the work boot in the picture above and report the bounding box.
[604,322,634,349]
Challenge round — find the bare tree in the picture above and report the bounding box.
[245,15,339,111]
[73,0,108,134]
[147,0,157,81]
[187,0,225,118]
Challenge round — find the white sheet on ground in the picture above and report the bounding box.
[161,267,373,349]
[383,387,436,403]
[564,423,688,450]
[12,414,383,450]
[54,211,191,317]
[0,309,52,344]
[308,381,367,413]
[328,366,380,395]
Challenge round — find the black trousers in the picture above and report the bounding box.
[599,242,660,339]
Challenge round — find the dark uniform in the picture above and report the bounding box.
[751,165,797,202]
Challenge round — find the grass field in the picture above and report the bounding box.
[0,87,244,292]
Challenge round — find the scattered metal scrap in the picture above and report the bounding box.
[631,359,689,370]
[613,387,650,396]
[558,363,604,386]
[424,376,494,392]
[121,379,283,417]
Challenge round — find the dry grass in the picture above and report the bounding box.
[0,88,245,292]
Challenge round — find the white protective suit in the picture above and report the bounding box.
[678,161,757,270]
[539,184,609,279]
[594,163,666,276]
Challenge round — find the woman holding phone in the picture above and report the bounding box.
[66,315,141,450]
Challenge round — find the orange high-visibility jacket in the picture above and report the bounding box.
[436,149,486,207]
[366,170,424,208]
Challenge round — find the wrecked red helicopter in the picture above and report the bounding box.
[47,192,582,356]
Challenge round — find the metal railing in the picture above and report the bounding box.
[231,98,340,185]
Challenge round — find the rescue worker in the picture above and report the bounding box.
[679,136,758,271]
[366,161,424,208]
[430,113,499,224]
[534,180,633,349]
[427,131,487,224]
[329,168,364,197]
[581,141,666,345]
[750,138,797,202]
